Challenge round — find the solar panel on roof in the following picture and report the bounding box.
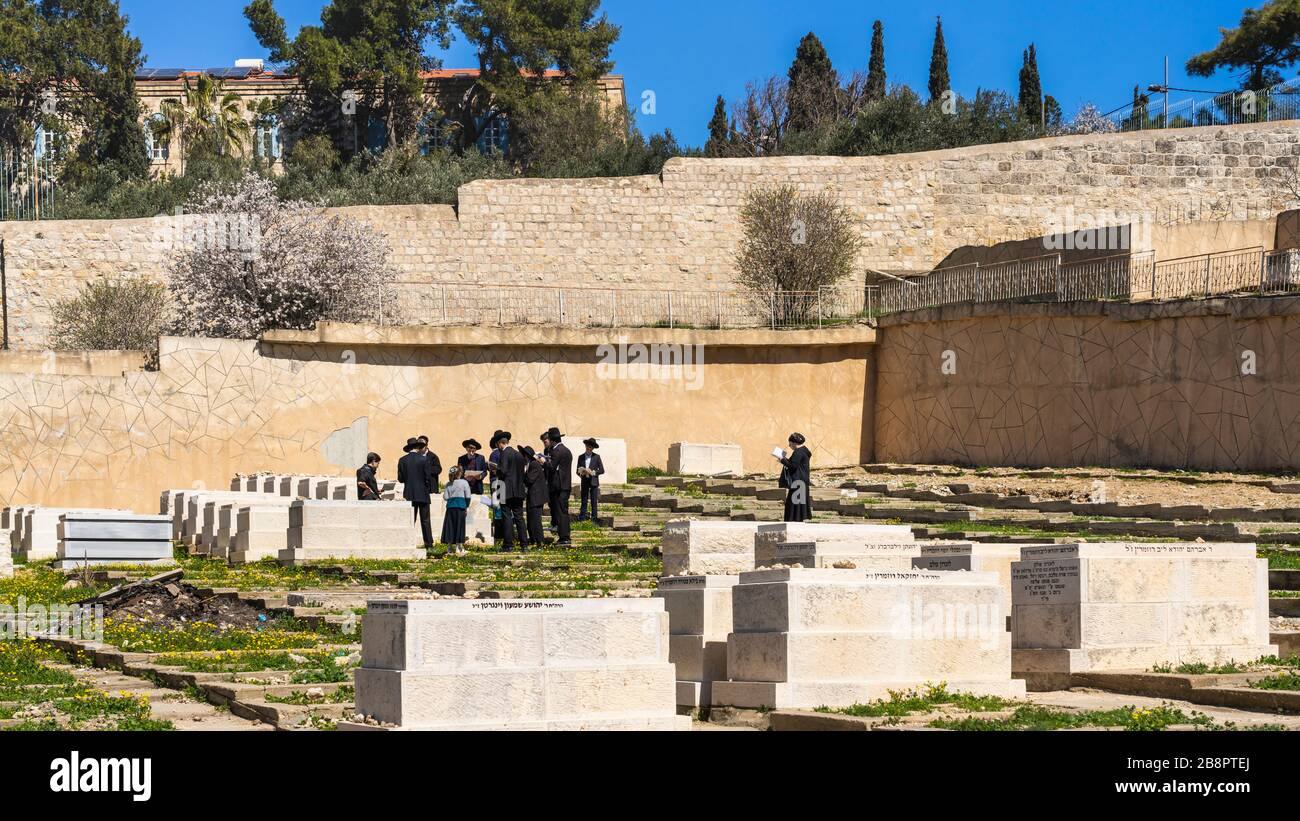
[135,68,185,80]
[206,67,253,79]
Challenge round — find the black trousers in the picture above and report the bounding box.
[526,504,545,546]
[579,482,599,521]
[499,498,526,549]
[411,502,433,548]
[549,488,572,543]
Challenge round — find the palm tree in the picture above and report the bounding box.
[155,74,251,174]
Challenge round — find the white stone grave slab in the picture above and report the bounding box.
[280,500,423,564]
[345,598,688,731]
[20,508,130,562]
[662,520,764,576]
[753,522,915,567]
[656,574,738,709]
[55,513,174,568]
[668,443,744,477]
[712,567,1024,710]
[1011,542,1276,688]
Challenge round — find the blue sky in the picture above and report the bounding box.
[118,0,1274,146]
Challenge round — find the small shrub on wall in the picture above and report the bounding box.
[168,173,397,339]
[51,278,169,355]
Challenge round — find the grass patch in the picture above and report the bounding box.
[930,704,1216,731]
[816,683,1016,718]
[266,685,355,705]
[1249,672,1300,691]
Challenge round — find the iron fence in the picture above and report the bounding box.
[0,151,57,220]
[1108,77,1300,132]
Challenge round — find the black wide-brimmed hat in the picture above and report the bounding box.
[520,445,536,459]
[788,432,806,445]
[403,437,422,452]
[583,438,599,448]
[463,438,481,450]
[546,427,564,441]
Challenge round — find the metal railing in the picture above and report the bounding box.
[1108,77,1300,132]
[400,282,875,329]
[0,151,57,220]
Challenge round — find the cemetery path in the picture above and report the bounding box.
[1027,689,1300,729]
[65,664,274,731]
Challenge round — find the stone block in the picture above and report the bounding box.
[280,501,423,563]
[661,520,762,576]
[351,599,687,730]
[21,508,130,562]
[771,540,938,571]
[1011,542,1276,679]
[656,574,737,708]
[912,542,1047,620]
[753,522,914,567]
[668,442,744,476]
[712,567,1023,710]
[54,513,174,568]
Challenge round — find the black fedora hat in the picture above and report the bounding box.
[403,437,422,452]
[520,445,536,459]
[462,438,482,450]
[583,438,599,449]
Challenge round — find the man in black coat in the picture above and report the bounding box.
[489,431,528,552]
[521,446,547,548]
[397,437,436,549]
[545,429,573,546]
[417,435,441,494]
[576,438,605,522]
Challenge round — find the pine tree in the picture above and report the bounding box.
[866,20,886,101]
[1018,44,1042,126]
[786,32,839,133]
[928,16,950,103]
[704,95,731,157]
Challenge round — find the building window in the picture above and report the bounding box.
[419,114,458,154]
[145,115,169,161]
[476,113,508,154]
[33,124,57,160]
[255,119,282,160]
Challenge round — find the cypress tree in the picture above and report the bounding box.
[928,16,950,103]
[866,20,886,101]
[787,32,838,133]
[1018,44,1042,126]
[704,95,731,157]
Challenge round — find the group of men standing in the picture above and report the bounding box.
[372,428,605,552]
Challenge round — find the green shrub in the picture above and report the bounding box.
[50,278,169,355]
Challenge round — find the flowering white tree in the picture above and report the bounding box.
[168,174,397,339]
[1064,103,1118,135]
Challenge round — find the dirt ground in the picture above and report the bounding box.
[88,580,268,630]
[815,464,1299,510]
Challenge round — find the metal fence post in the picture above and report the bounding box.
[497,288,503,325]
[770,292,776,329]
[817,288,824,328]
[611,290,617,327]
[441,286,447,324]
[716,292,722,329]
[558,289,565,325]
[1203,255,1212,297]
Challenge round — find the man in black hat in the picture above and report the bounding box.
[398,437,436,549]
[545,429,573,545]
[576,438,605,522]
[356,452,382,501]
[417,435,441,494]
[488,431,528,552]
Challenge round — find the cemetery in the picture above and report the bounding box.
[5,459,1300,732]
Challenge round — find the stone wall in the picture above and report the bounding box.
[0,324,874,513]
[873,296,1300,472]
[3,122,1297,349]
